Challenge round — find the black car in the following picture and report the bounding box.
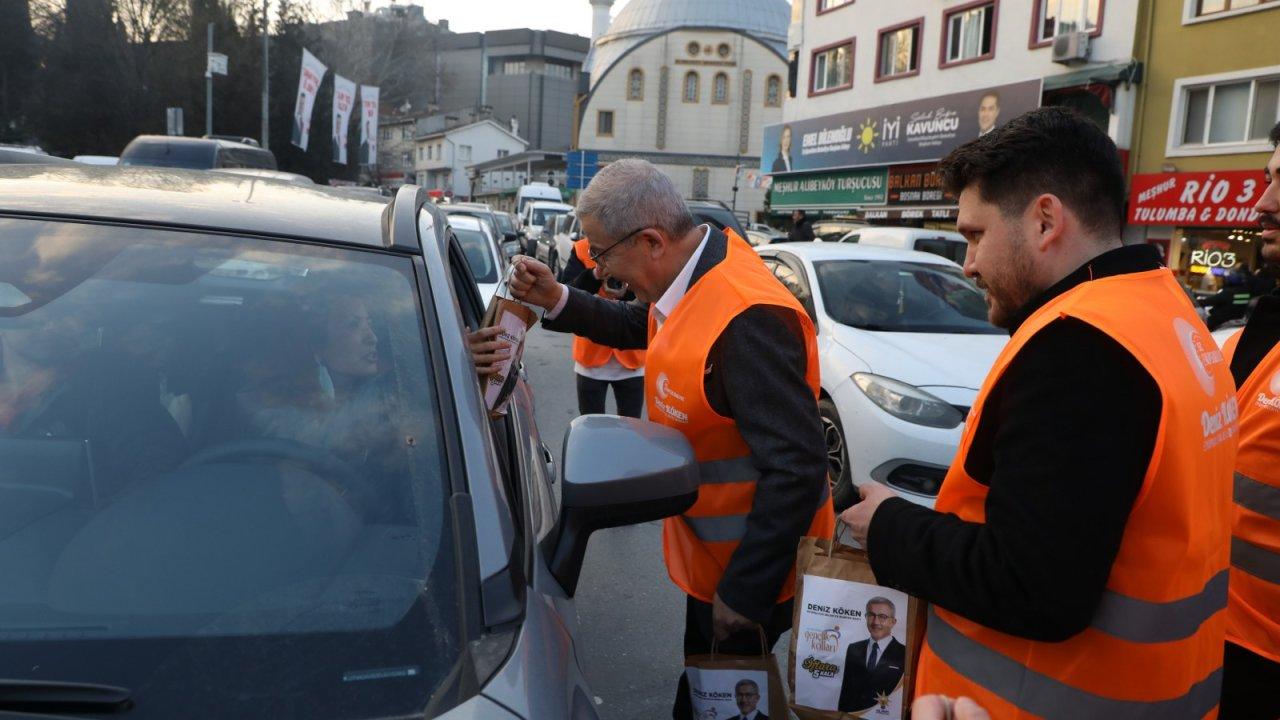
[686,199,747,239]
[120,135,278,170]
[0,166,698,719]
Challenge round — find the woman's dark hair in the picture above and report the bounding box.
[939,107,1126,239]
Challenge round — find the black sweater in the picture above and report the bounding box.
[543,227,828,623]
[867,244,1166,642]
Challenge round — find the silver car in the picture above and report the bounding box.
[0,165,699,719]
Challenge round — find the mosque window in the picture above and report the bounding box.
[765,75,782,107]
[683,72,700,103]
[713,73,729,104]
[597,110,615,137]
[628,68,644,101]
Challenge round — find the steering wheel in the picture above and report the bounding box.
[181,438,375,514]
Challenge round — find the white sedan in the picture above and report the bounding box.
[756,242,1007,508]
[449,214,503,307]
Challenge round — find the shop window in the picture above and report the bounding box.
[692,168,710,199]
[942,1,997,67]
[810,40,854,95]
[877,20,922,80]
[1174,73,1280,152]
[683,72,700,103]
[713,73,730,104]
[597,110,614,137]
[627,68,644,101]
[1032,0,1101,45]
[765,75,782,107]
[1192,0,1279,20]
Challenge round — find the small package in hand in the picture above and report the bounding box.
[480,264,542,416]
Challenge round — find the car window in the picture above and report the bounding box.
[841,233,861,244]
[768,253,818,323]
[218,147,277,170]
[119,141,216,169]
[0,217,459,715]
[455,227,498,284]
[532,208,565,227]
[814,259,1000,334]
[914,237,968,265]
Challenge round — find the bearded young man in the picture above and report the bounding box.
[841,107,1236,718]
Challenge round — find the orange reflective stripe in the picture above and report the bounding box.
[917,269,1234,714]
[646,230,834,602]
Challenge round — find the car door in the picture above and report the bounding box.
[762,251,818,325]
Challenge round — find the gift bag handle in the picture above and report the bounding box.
[709,626,771,661]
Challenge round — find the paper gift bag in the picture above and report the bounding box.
[788,533,926,720]
[684,629,788,720]
[480,264,541,416]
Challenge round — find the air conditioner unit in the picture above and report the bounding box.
[1052,31,1090,65]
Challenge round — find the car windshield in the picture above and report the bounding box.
[120,142,216,169]
[814,259,1000,334]
[0,217,458,718]
[455,228,498,283]
[532,208,566,226]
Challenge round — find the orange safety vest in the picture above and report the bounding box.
[916,269,1235,719]
[1222,331,1280,665]
[644,230,835,603]
[571,239,645,370]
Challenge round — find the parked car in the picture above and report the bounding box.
[744,229,775,247]
[544,210,584,276]
[0,165,700,720]
[748,222,786,242]
[515,182,563,217]
[449,213,504,307]
[0,148,79,166]
[685,199,746,238]
[119,135,278,170]
[755,242,1006,510]
[444,203,513,256]
[492,211,522,260]
[812,220,867,243]
[74,155,120,166]
[838,226,969,266]
[521,200,572,255]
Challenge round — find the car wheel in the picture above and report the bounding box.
[819,398,855,512]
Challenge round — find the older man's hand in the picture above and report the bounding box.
[712,592,758,642]
[509,256,563,310]
[838,481,899,549]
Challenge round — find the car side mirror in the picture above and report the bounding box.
[570,231,581,242]
[503,231,518,242]
[501,240,520,260]
[549,415,698,596]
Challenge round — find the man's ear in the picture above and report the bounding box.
[1028,194,1066,252]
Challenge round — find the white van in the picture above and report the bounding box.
[522,201,573,255]
[838,226,968,265]
[516,183,564,217]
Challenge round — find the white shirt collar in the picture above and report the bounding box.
[652,224,711,326]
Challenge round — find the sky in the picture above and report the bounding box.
[346,0,628,37]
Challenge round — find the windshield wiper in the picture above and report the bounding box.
[0,680,132,715]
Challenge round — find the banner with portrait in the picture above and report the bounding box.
[788,536,926,719]
[291,48,327,151]
[331,74,356,165]
[359,85,380,166]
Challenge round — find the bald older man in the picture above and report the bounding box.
[509,159,834,719]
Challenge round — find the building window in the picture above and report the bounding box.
[1173,72,1280,152]
[943,1,997,67]
[497,149,510,158]
[459,145,472,162]
[713,73,729,104]
[401,127,411,140]
[717,43,731,58]
[628,68,644,101]
[543,62,574,79]
[492,59,528,75]
[402,151,412,166]
[810,39,854,95]
[418,147,424,161]
[597,110,615,136]
[683,71,700,103]
[1193,0,1279,19]
[381,128,390,141]
[692,168,710,199]
[765,74,782,107]
[876,19,923,80]
[1033,0,1101,45]
[817,0,854,12]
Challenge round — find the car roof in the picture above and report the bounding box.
[0,165,390,247]
[528,201,572,210]
[856,226,966,240]
[125,134,265,151]
[759,240,960,267]
[448,213,484,230]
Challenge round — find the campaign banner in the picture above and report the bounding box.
[331,74,356,165]
[359,85,380,166]
[761,79,1042,175]
[291,48,327,151]
[1128,170,1266,227]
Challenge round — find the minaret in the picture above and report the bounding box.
[590,0,614,42]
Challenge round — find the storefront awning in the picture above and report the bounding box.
[862,206,957,222]
[1042,60,1141,92]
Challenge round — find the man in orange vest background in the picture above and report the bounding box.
[508,158,835,720]
[1219,121,1280,719]
[558,234,646,418]
[841,107,1237,717]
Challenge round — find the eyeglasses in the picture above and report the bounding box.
[587,226,648,267]
[866,612,895,622]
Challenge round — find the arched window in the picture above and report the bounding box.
[713,73,729,104]
[683,71,699,103]
[765,74,782,107]
[627,68,644,101]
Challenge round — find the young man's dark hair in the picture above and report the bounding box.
[939,106,1126,240]
[1271,119,1280,147]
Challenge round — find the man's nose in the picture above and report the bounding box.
[1254,178,1280,215]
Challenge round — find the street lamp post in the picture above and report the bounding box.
[205,23,214,136]
[261,0,269,149]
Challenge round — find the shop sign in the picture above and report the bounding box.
[887,163,949,206]
[761,79,1042,174]
[1129,171,1266,227]
[771,168,888,210]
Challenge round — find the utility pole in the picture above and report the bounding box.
[261,0,269,148]
[205,23,214,136]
